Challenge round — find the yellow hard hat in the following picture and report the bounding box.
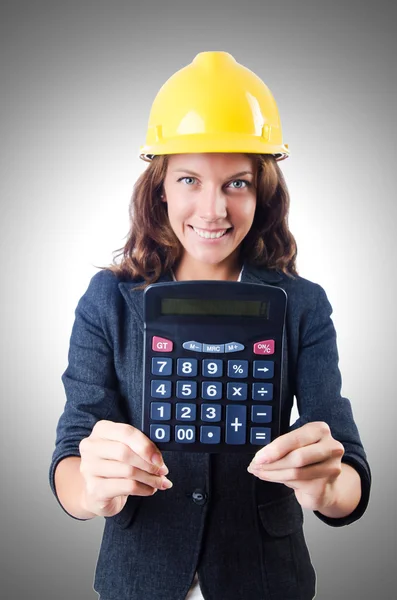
[139,51,289,162]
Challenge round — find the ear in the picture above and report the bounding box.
[160,194,167,203]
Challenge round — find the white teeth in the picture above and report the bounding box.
[192,227,228,239]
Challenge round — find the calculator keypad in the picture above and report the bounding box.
[143,281,286,453]
[147,337,279,449]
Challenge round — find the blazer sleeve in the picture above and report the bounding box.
[49,271,122,520]
[290,283,371,527]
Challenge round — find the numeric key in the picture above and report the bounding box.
[201,404,222,422]
[177,358,198,376]
[202,381,222,400]
[202,359,223,377]
[151,357,172,376]
[176,381,197,399]
[151,380,172,398]
[150,424,171,442]
[176,403,196,421]
[175,426,196,443]
[150,402,171,420]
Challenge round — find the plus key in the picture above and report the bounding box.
[225,405,247,445]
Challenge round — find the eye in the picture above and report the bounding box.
[178,176,197,185]
[177,177,251,189]
[228,179,251,189]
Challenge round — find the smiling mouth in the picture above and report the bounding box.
[190,226,232,239]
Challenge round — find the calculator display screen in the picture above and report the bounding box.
[161,298,269,318]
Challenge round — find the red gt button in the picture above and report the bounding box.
[152,336,173,352]
[253,340,275,355]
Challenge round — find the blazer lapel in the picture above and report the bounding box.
[118,273,173,331]
[241,264,284,285]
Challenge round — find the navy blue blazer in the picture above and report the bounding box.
[49,265,371,600]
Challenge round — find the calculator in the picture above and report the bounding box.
[142,281,287,453]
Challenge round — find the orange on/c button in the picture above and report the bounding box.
[152,336,173,352]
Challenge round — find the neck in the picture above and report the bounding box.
[173,261,243,282]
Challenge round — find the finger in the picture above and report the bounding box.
[251,422,331,465]
[249,439,344,472]
[248,457,342,483]
[85,438,169,476]
[91,421,166,469]
[86,459,173,490]
[86,476,159,501]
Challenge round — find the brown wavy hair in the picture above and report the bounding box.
[102,153,298,285]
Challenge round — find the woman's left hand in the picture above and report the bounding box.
[247,421,345,512]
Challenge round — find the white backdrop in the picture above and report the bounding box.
[1,0,396,598]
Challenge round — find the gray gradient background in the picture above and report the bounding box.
[1,0,396,598]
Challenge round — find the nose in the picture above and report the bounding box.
[198,187,227,221]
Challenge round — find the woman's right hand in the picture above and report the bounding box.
[78,420,173,518]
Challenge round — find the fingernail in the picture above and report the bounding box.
[158,464,169,476]
[161,477,173,490]
[152,453,164,468]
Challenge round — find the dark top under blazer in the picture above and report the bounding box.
[49,265,371,600]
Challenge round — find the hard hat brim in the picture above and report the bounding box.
[139,133,289,162]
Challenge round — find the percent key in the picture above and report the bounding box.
[228,360,248,378]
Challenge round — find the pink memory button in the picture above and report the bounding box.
[152,336,173,352]
[253,340,275,355]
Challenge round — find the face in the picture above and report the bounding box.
[162,153,256,278]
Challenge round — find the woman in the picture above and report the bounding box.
[50,51,371,600]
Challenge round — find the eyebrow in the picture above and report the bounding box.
[172,169,254,178]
